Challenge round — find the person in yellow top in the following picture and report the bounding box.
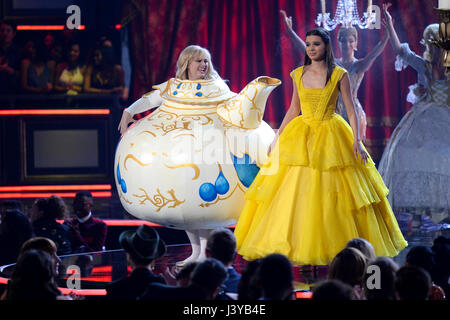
[234,28,408,266]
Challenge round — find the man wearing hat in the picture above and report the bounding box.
[106,225,166,300]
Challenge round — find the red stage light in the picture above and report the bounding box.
[0,185,111,192]
[0,192,112,199]
[16,25,86,31]
[115,24,122,29]
[295,291,313,299]
[0,109,110,116]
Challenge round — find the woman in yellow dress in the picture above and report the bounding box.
[235,28,408,266]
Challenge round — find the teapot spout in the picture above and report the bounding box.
[217,76,281,129]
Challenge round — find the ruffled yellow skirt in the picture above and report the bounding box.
[235,114,408,266]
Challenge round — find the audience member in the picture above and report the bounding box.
[395,266,431,300]
[3,249,69,300]
[363,257,399,300]
[431,236,450,299]
[106,225,166,300]
[162,262,198,286]
[237,259,262,300]
[312,280,354,300]
[0,20,20,94]
[20,40,55,93]
[20,237,62,277]
[345,238,376,262]
[175,262,198,286]
[327,247,368,299]
[0,200,23,213]
[84,46,123,94]
[31,196,72,255]
[140,258,228,300]
[205,228,241,294]
[64,191,107,253]
[258,254,294,300]
[406,245,446,300]
[0,206,33,266]
[54,42,86,95]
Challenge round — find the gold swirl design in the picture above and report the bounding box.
[124,154,152,170]
[133,188,185,212]
[120,194,133,205]
[156,110,214,126]
[163,163,200,180]
[138,130,157,137]
[153,121,191,135]
[199,184,245,208]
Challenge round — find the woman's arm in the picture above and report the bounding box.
[280,10,306,54]
[118,90,163,135]
[354,29,389,73]
[54,63,67,92]
[268,79,301,153]
[340,73,369,164]
[382,3,402,55]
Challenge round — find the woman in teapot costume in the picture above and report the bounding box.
[117,45,280,266]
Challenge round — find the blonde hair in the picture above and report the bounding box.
[346,238,376,262]
[175,45,220,80]
[422,24,439,62]
[338,26,358,43]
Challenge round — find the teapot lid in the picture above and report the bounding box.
[154,78,236,105]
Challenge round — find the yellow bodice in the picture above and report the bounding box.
[290,65,348,123]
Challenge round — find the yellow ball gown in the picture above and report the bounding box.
[235,65,408,266]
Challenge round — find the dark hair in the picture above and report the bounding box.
[75,191,93,199]
[406,246,435,274]
[238,259,262,300]
[6,249,61,300]
[395,266,431,300]
[176,262,198,282]
[0,200,23,212]
[46,195,68,220]
[34,198,49,213]
[190,258,228,296]
[363,257,399,300]
[259,254,293,299]
[312,280,353,300]
[206,228,236,265]
[20,237,58,256]
[304,28,336,84]
[328,247,368,287]
[32,41,49,64]
[66,42,84,68]
[93,46,117,68]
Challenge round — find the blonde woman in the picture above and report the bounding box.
[118,45,221,266]
[379,4,449,222]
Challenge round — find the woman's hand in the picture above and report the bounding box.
[353,140,369,165]
[280,10,294,34]
[267,133,279,156]
[118,110,134,136]
[382,3,393,28]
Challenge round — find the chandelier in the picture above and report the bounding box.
[316,0,376,31]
